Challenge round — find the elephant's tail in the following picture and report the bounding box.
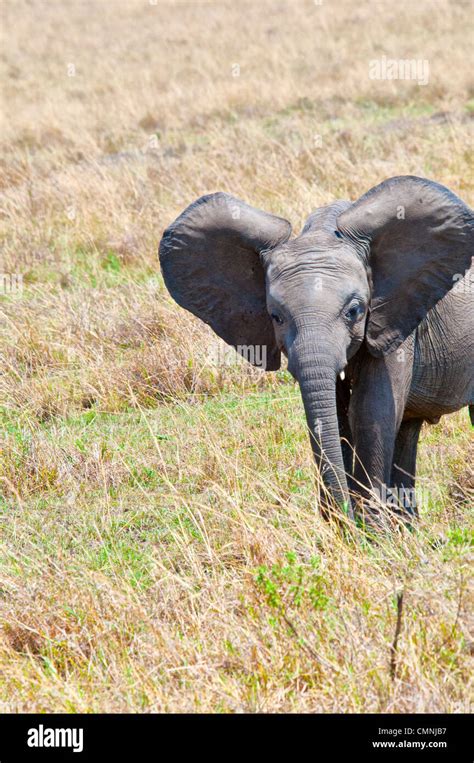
[470,405,474,426]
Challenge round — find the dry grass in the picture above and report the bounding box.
[0,0,473,712]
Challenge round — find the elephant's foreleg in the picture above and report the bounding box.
[391,418,423,517]
[348,348,412,512]
[336,375,353,480]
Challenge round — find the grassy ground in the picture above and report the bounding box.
[0,0,473,712]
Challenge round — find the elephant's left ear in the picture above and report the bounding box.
[337,176,474,356]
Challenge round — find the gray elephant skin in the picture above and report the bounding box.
[159,176,473,520]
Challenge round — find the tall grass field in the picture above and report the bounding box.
[0,0,473,712]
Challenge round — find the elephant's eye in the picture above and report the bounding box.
[271,312,284,325]
[345,302,365,322]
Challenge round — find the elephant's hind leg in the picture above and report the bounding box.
[391,418,423,517]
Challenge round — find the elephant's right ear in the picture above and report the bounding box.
[159,193,292,370]
[337,177,474,356]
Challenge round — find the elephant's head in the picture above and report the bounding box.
[159,177,473,515]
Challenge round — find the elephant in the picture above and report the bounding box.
[159,176,474,521]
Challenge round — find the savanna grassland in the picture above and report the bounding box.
[0,0,473,713]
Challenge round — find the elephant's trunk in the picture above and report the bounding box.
[291,341,353,518]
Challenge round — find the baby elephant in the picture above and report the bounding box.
[159,176,473,520]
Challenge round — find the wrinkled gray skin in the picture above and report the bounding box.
[159,176,474,519]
